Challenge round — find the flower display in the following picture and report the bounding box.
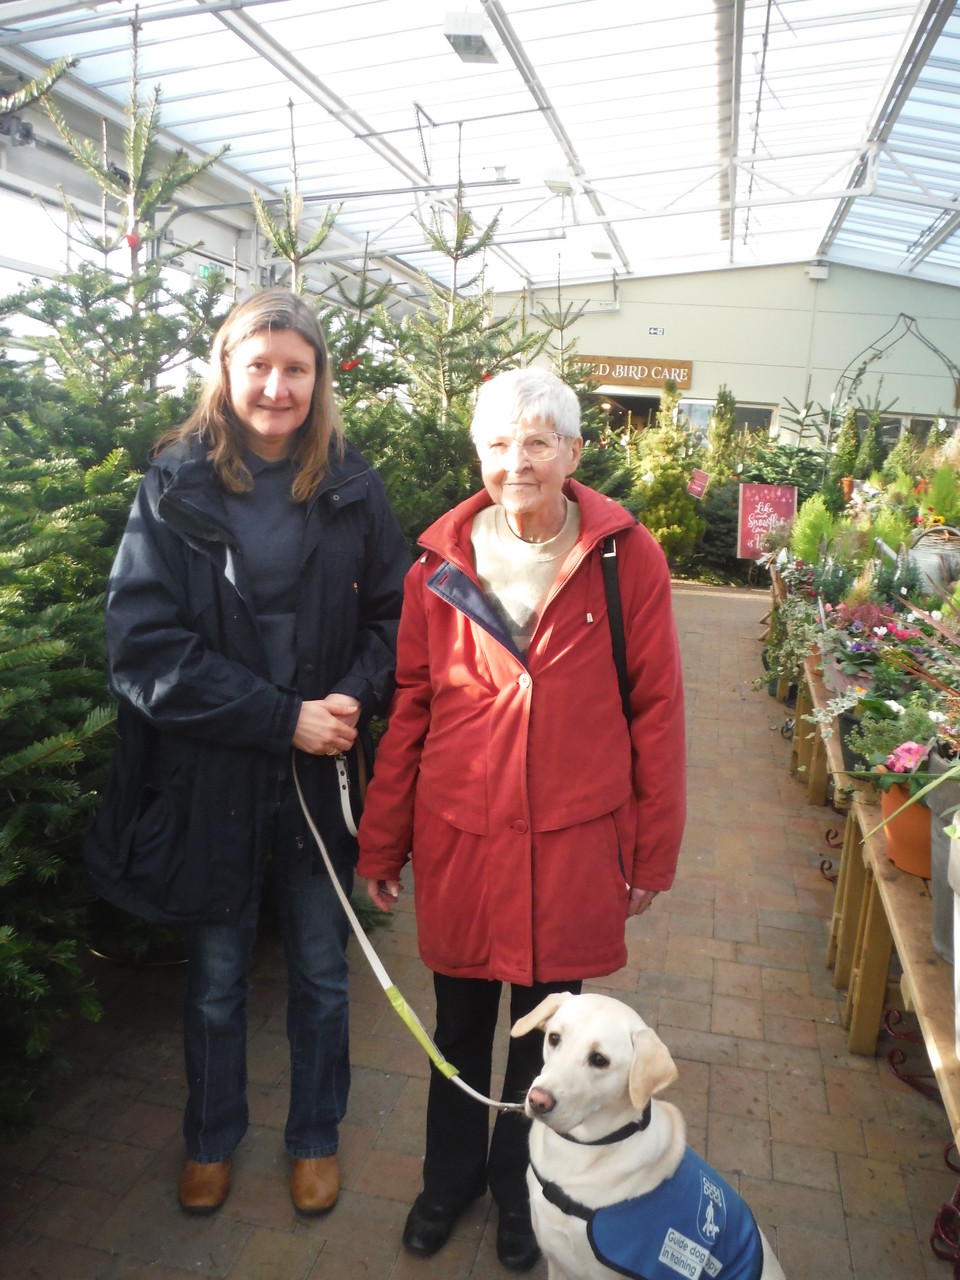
[759,448,960,861]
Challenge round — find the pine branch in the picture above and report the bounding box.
[42,100,127,200]
[0,705,115,781]
[0,629,69,672]
[0,58,77,119]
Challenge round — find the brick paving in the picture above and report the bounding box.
[2,581,957,1279]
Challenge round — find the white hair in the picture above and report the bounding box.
[470,367,581,442]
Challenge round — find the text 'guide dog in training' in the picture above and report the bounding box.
[511,992,786,1280]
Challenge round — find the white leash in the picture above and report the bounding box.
[334,753,358,836]
[292,750,523,1113]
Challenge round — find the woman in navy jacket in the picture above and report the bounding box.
[85,289,410,1217]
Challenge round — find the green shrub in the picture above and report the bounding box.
[928,465,960,527]
[853,416,886,479]
[739,442,824,505]
[869,507,912,557]
[790,493,836,564]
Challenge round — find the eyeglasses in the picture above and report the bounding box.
[478,431,565,463]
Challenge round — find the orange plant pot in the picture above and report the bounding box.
[880,782,931,877]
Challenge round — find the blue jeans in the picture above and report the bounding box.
[182,777,352,1162]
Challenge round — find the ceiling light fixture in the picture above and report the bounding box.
[444,13,498,64]
[544,171,575,196]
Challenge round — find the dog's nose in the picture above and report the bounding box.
[526,1086,556,1115]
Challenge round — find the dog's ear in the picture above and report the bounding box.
[627,1027,679,1109]
[510,991,573,1038]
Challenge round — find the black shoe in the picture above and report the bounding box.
[496,1209,541,1271]
[402,1194,467,1257]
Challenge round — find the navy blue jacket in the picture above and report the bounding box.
[84,437,410,926]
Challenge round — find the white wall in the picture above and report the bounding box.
[497,263,960,420]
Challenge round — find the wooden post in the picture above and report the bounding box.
[829,809,866,985]
[846,871,893,1052]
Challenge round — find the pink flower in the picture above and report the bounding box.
[885,741,929,773]
[885,623,920,641]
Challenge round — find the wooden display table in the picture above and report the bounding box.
[827,794,960,1142]
[787,651,960,1142]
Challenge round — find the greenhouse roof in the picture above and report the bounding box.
[1,0,959,298]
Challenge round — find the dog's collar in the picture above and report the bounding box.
[554,1101,652,1146]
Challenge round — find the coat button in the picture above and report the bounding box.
[518,673,532,689]
[511,819,528,834]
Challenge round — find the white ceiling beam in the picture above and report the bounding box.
[0,1,97,25]
[0,42,258,192]
[0,40,433,303]
[480,0,631,275]
[0,0,288,48]
[728,0,744,256]
[211,4,534,290]
[868,187,960,215]
[716,0,745,258]
[212,6,429,191]
[816,0,957,258]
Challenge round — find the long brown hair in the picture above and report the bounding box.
[159,289,344,501]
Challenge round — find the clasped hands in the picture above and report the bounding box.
[292,693,361,757]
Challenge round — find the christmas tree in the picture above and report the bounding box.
[358,180,545,549]
[252,100,340,294]
[632,380,705,564]
[0,33,226,1135]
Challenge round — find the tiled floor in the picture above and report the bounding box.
[2,582,957,1280]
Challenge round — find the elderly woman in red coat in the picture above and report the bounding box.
[357,366,685,1271]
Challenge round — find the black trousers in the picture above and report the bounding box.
[422,973,582,1212]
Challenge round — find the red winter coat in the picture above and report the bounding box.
[356,480,685,984]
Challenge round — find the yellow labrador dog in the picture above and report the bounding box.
[511,992,786,1280]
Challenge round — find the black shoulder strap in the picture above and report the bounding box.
[601,535,632,724]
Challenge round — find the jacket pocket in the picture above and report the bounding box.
[129,778,186,862]
[122,748,205,916]
[531,808,632,974]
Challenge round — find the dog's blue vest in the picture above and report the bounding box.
[535,1147,765,1280]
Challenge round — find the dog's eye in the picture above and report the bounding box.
[588,1052,610,1069]
[547,1032,561,1047]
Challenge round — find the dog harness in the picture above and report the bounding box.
[531,1145,765,1280]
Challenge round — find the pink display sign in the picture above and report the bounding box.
[686,468,710,498]
[737,484,798,558]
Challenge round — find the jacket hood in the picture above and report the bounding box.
[418,478,638,570]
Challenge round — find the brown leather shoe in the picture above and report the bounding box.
[178,1159,231,1214]
[290,1155,339,1215]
